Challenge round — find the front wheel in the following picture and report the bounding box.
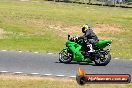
[94,51,111,66]
[59,49,72,64]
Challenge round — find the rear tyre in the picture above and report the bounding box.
[94,51,111,66]
[59,49,72,64]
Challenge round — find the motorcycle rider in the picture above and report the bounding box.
[78,24,99,52]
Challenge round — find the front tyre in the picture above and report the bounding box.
[59,49,72,64]
[94,51,111,66]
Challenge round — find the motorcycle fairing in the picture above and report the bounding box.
[96,40,112,49]
[66,40,84,61]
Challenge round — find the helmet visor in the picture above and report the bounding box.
[82,27,85,33]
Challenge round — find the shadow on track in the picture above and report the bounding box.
[55,61,97,66]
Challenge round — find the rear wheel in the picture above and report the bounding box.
[94,51,111,66]
[59,49,72,63]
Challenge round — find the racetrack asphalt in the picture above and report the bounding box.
[0,50,132,80]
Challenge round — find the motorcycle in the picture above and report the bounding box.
[59,34,112,66]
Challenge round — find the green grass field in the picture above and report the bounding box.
[0,0,132,58]
[0,75,132,88]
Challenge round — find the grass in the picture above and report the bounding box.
[0,75,132,88]
[0,0,131,58]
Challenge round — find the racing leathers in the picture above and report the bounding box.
[79,29,99,52]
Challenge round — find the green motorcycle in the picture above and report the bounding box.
[59,35,112,66]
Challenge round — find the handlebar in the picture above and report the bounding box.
[67,34,84,44]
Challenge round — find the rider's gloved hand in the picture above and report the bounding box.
[75,36,78,40]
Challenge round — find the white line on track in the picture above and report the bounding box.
[43,74,52,76]
[56,75,65,77]
[1,50,7,52]
[30,73,39,75]
[34,52,39,54]
[14,72,23,74]
[48,53,53,54]
[69,76,76,78]
[114,58,119,59]
[130,59,132,60]
[0,71,8,73]
[0,70,76,78]
[18,51,22,52]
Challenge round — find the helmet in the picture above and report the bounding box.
[82,24,91,33]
